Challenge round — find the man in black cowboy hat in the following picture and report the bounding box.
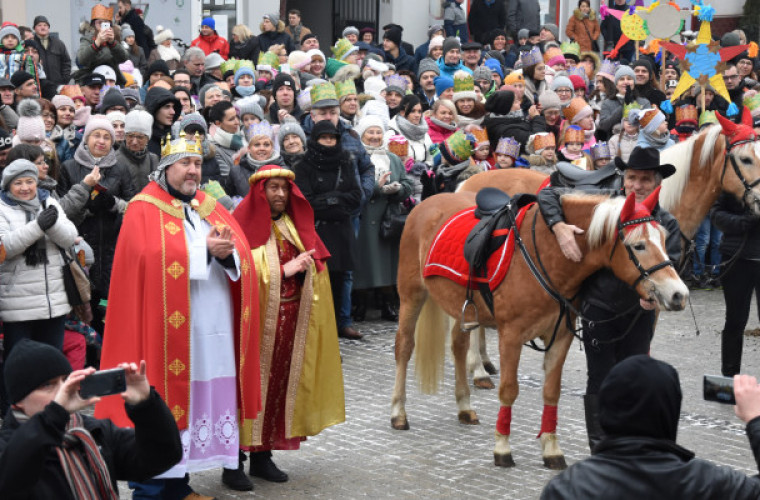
[537,146,682,453]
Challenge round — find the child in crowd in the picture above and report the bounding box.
[467,126,491,170]
[590,141,612,169]
[524,132,557,175]
[636,107,674,151]
[494,136,521,169]
[558,124,591,169]
[609,102,641,162]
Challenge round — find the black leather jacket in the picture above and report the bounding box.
[541,418,760,500]
[537,168,681,313]
[711,192,760,260]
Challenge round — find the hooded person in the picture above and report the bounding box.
[231,164,344,482]
[143,86,181,156]
[541,355,760,499]
[94,132,261,496]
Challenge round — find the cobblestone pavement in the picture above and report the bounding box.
[119,288,760,499]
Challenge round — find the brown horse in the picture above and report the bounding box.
[390,188,688,468]
[459,121,760,387]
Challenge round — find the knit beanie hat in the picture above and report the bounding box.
[100,87,128,112]
[343,26,360,38]
[615,65,636,85]
[503,71,524,86]
[429,35,444,51]
[539,90,561,111]
[201,17,216,30]
[434,75,455,97]
[198,84,221,108]
[16,100,45,143]
[363,76,387,100]
[237,99,265,122]
[288,50,312,71]
[107,111,126,126]
[1,159,38,191]
[51,95,76,110]
[263,13,280,26]
[442,37,461,59]
[361,99,390,128]
[147,59,170,79]
[0,128,12,151]
[121,88,142,106]
[417,58,440,78]
[234,66,255,87]
[179,112,208,135]
[569,74,586,91]
[4,339,72,404]
[10,71,34,89]
[121,24,135,39]
[383,28,402,48]
[472,65,492,84]
[0,22,21,44]
[125,109,154,137]
[277,121,306,149]
[550,76,573,92]
[484,90,515,115]
[542,23,559,40]
[638,108,666,135]
[355,114,387,140]
[272,73,296,94]
[83,114,116,143]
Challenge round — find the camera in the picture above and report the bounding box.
[79,368,126,398]
[703,374,736,405]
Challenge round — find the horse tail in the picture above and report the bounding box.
[414,296,448,394]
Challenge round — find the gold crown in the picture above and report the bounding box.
[160,132,203,159]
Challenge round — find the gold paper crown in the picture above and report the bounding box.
[563,126,585,144]
[91,4,114,21]
[160,132,203,159]
[675,104,698,124]
[533,132,556,151]
[469,127,489,146]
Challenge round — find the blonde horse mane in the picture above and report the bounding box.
[659,125,723,212]
[584,195,625,248]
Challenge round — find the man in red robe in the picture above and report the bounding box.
[95,133,260,497]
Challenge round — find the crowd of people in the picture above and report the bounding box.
[0,0,759,497]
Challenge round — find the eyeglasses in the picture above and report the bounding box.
[725,74,741,80]
[126,133,148,142]
[555,88,572,94]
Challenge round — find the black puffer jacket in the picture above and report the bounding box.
[0,389,182,499]
[711,193,760,259]
[58,156,137,297]
[258,30,294,54]
[34,35,71,86]
[483,113,534,155]
[229,36,260,64]
[537,172,681,314]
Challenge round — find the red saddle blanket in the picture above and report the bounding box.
[423,204,533,290]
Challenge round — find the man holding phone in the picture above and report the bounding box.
[0,339,182,498]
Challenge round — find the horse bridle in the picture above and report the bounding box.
[611,216,675,289]
[720,139,760,205]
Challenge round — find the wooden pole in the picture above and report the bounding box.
[635,40,639,61]
[701,85,706,112]
[661,46,667,92]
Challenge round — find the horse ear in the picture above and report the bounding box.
[742,106,754,129]
[642,185,661,214]
[620,191,636,223]
[715,111,738,136]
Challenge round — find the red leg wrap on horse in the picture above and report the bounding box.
[496,406,511,436]
[537,404,558,438]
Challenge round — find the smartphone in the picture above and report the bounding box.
[703,374,736,405]
[79,368,126,398]
[101,21,111,30]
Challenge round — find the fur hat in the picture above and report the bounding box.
[154,27,174,45]
[125,110,154,137]
[288,50,311,71]
[363,76,387,100]
[361,99,390,128]
[15,100,45,143]
[83,114,116,143]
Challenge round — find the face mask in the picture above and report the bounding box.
[236,85,256,97]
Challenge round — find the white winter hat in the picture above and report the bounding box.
[124,110,154,137]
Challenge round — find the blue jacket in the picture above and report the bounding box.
[302,115,375,212]
[414,42,430,65]
[436,57,472,80]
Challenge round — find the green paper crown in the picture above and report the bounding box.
[258,51,280,70]
[698,110,718,128]
[560,41,580,58]
[744,93,760,111]
[453,71,474,93]
[446,130,473,162]
[335,79,357,100]
[236,59,255,72]
[332,38,357,62]
[310,82,338,105]
[623,101,643,120]
[220,58,238,75]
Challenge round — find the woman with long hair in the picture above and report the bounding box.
[230,24,260,63]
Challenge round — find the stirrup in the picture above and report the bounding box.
[460,299,480,332]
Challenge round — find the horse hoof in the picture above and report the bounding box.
[543,455,567,470]
[473,377,495,389]
[483,362,498,375]
[391,416,409,430]
[458,410,480,425]
[494,453,515,467]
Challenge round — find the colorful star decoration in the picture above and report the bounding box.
[661,18,748,115]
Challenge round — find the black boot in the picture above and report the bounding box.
[352,290,366,322]
[221,450,254,491]
[583,394,603,453]
[249,451,288,482]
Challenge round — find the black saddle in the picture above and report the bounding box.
[556,161,618,187]
[464,188,536,272]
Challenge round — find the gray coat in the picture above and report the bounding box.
[507,0,541,34]
[74,29,129,87]
[34,35,72,86]
[0,196,78,322]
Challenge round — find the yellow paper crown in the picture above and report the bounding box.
[160,132,203,159]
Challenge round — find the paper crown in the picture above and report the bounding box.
[563,97,592,123]
[220,58,239,75]
[520,46,543,67]
[236,59,255,72]
[623,101,642,122]
[335,79,357,100]
[452,71,474,93]
[332,38,357,61]
[249,167,295,186]
[469,126,489,147]
[543,47,566,66]
[744,93,760,116]
[591,141,612,161]
[384,74,408,93]
[59,84,84,100]
[532,132,556,152]
[598,59,620,80]
[560,41,581,60]
[91,4,114,21]
[310,82,339,106]
[563,125,585,144]
[675,104,698,125]
[638,108,662,129]
[567,66,587,81]
[698,110,718,128]
[247,120,274,141]
[387,134,409,157]
[258,51,280,71]
[442,130,474,163]
[495,136,520,158]
[160,132,203,159]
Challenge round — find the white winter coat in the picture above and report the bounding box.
[0,196,78,322]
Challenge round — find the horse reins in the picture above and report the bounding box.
[720,138,760,206]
